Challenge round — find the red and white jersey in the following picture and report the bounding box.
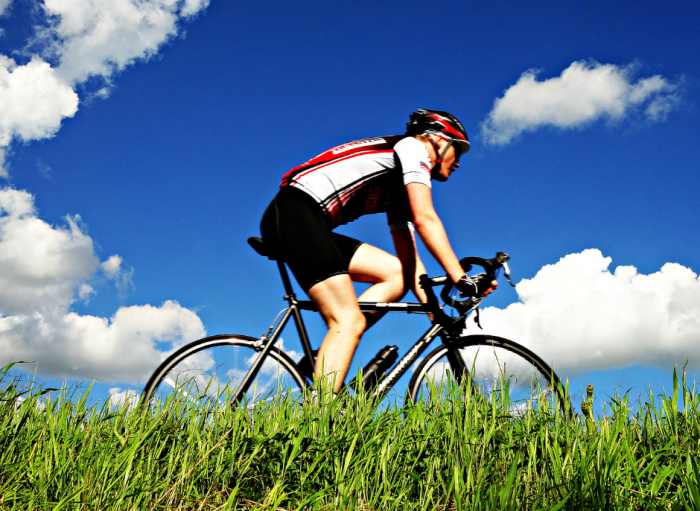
[280,135,432,228]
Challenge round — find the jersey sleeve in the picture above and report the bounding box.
[394,137,432,189]
[386,210,414,231]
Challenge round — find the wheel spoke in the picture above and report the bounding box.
[410,335,569,416]
[141,335,307,409]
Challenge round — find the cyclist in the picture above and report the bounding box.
[260,109,496,393]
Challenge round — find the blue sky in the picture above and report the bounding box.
[1,0,698,408]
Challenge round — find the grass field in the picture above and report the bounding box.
[1,362,699,510]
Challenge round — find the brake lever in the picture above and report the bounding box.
[473,306,483,330]
[502,261,515,287]
[441,252,514,309]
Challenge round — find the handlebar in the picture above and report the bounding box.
[421,252,515,313]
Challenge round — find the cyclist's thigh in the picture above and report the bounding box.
[260,187,362,292]
[348,243,402,284]
[307,273,362,325]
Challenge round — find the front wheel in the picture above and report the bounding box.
[408,335,570,416]
[140,334,309,409]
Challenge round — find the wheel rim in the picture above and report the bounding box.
[412,338,568,415]
[143,338,307,409]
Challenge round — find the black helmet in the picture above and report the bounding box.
[406,109,470,154]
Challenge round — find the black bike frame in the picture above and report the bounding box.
[231,260,471,403]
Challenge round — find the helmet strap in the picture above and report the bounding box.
[428,136,453,172]
[439,140,454,162]
[428,137,442,171]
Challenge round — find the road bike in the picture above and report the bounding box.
[140,237,570,414]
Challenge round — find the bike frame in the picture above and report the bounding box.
[231,260,471,403]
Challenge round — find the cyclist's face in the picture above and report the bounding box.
[432,142,460,182]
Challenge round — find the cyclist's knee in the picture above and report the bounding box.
[385,258,410,295]
[329,308,366,338]
[346,308,367,336]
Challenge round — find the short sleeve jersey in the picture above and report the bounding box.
[280,136,432,228]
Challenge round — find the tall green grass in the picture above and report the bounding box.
[1,361,699,510]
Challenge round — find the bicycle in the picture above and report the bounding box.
[140,237,570,415]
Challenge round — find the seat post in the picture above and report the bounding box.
[276,259,315,363]
[277,260,296,297]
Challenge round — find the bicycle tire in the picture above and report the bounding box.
[408,335,571,416]
[140,334,309,409]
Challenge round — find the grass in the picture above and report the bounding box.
[1,361,699,510]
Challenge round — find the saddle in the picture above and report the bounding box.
[247,237,278,261]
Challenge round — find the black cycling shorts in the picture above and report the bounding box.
[260,186,363,293]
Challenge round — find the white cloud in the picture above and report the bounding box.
[108,386,138,409]
[41,0,209,85]
[101,254,134,295]
[78,283,95,301]
[0,56,79,177]
[101,255,123,278]
[181,0,209,17]
[0,0,210,175]
[478,249,700,373]
[0,188,206,383]
[481,60,682,146]
[0,188,96,315]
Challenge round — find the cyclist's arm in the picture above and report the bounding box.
[405,182,464,284]
[388,217,428,303]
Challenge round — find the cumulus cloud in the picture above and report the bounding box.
[481,60,683,146]
[0,188,96,315]
[0,188,206,383]
[0,0,210,175]
[41,0,210,85]
[477,249,700,373]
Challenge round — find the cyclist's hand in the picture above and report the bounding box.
[455,273,498,298]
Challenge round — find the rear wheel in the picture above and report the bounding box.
[140,334,308,409]
[408,335,570,416]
